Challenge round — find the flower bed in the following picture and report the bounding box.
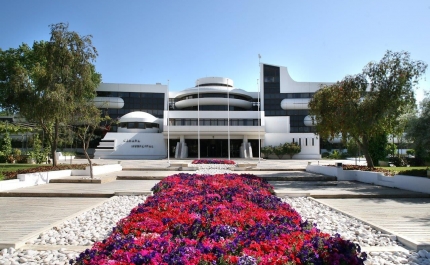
[192,159,236,165]
[73,173,366,265]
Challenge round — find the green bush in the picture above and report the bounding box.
[329,150,342,159]
[0,132,12,162]
[322,152,330,158]
[29,135,50,164]
[284,142,301,159]
[389,156,407,167]
[260,146,273,159]
[368,134,389,165]
[272,144,286,159]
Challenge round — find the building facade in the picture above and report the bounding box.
[93,64,332,159]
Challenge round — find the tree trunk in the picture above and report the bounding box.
[51,120,60,166]
[83,140,93,179]
[352,135,375,168]
[359,135,375,168]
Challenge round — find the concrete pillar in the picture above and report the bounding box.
[180,135,185,143]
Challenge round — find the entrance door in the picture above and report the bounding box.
[185,139,242,158]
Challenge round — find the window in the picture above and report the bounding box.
[203,119,210,126]
[312,138,315,146]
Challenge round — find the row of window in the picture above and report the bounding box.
[119,122,160,129]
[292,138,315,146]
[97,92,164,98]
[178,106,248,111]
[290,127,316,133]
[176,93,250,102]
[168,119,260,126]
[107,109,164,116]
[264,93,314,99]
[123,97,164,104]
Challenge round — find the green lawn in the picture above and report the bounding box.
[377,166,427,172]
[0,163,51,180]
[0,163,50,172]
[376,166,428,177]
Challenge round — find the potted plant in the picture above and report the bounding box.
[26,151,36,164]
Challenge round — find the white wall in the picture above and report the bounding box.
[264,133,321,159]
[265,116,289,133]
[94,132,166,159]
[279,66,332,94]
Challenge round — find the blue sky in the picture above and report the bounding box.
[1,1,429,101]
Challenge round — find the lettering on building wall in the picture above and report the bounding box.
[131,145,154,148]
[123,139,140,142]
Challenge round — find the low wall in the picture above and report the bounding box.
[306,165,430,194]
[0,164,122,192]
[71,164,122,176]
[306,165,337,177]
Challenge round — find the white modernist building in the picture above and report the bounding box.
[93,63,333,160]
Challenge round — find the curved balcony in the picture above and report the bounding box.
[280,98,310,110]
[174,87,253,101]
[174,98,253,110]
[304,115,316,126]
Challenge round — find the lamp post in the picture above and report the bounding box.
[167,79,170,165]
[257,79,261,163]
[258,54,262,163]
[197,79,200,159]
[227,78,230,160]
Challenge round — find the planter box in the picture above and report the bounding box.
[307,165,430,194]
[71,164,122,176]
[306,165,337,177]
[0,164,122,192]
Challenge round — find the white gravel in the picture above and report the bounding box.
[282,197,430,265]
[1,167,430,265]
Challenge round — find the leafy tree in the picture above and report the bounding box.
[284,142,301,159]
[30,134,50,164]
[0,23,101,166]
[309,51,427,167]
[0,121,33,134]
[0,132,13,162]
[385,142,397,157]
[71,104,110,178]
[346,138,359,157]
[406,92,430,164]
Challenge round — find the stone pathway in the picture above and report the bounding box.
[316,198,430,251]
[0,197,107,249]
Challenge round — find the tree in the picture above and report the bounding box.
[0,23,101,166]
[406,92,430,164]
[309,51,427,167]
[71,104,109,178]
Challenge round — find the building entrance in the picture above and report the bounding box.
[185,139,243,158]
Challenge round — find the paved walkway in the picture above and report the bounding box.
[316,198,430,250]
[0,158,429,252]
[0,197,108,249]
